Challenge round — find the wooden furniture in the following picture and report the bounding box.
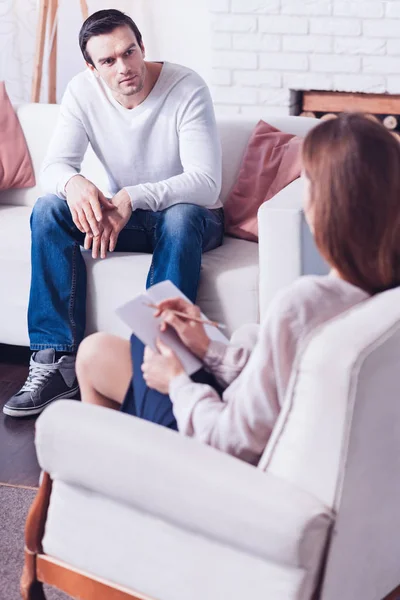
[302,90,400,115]
[298,90,400,136]
[21,473,151,600]
[31,0,89,103]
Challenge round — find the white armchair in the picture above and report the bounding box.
[22,286,400,600]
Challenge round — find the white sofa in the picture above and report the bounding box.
[0,105,327,346]
[26,285,400,600]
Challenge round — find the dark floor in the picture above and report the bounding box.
[0,485,71,600]
[0,344,41,487]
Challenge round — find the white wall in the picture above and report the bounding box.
[0,0,37,103]
[210,0,400,118]
[4,0,400,114]
[142,0,212,84]
[56,0,139,102]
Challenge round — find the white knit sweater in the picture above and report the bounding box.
[40,62,222,211]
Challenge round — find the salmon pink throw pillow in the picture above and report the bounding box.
[0,82,35,191]
[224,120,302,242]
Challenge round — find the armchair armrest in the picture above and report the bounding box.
[257,178,328,319]
[36,401,332,568]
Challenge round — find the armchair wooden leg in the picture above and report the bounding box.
[383,584,400,600]
[21,473,52,600]
[21,554,46,600]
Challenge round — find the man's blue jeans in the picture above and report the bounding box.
[28,195,224,352]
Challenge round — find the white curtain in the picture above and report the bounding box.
[0,0,37,102]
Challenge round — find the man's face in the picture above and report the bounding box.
[86,25,146,98]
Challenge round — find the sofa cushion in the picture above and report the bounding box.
[0,83,35,191]
[43,480,308,600]
[0,103,110,208]
[0,205,31,346]
[84,236,259,338]
[224,121,302,242]
[0,203,259,345]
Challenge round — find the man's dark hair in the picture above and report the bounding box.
[79,9,143,67]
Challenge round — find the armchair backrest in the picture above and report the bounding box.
[0,104,318,208]
[258,286,400,599]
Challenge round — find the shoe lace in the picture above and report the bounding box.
[20,359,58,393]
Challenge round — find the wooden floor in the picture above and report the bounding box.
[0,344,41,487]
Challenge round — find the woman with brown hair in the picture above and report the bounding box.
[76,113,400,465]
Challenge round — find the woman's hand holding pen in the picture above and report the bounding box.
[142,298,211,393]
[155,297,211,360]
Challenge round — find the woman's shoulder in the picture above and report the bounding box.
[265,274,370,330]
[275,273,367,303]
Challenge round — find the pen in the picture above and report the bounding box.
[143,302,226,330]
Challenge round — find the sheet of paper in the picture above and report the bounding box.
[145,281,228,343]
[116,280,228,376]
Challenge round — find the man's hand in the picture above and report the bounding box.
[154,298,211,359]
[65,175,114,237]
[141,340,185,394]
[85,188,132,259]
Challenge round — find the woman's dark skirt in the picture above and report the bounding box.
[120,334,223,431]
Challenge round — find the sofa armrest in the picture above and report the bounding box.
[36,401,332,568]
[257,178,328,320]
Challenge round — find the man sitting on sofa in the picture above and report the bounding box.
[3,9,223,418]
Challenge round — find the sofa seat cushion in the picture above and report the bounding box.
[84,235,259,338]
[0,205,32,345]
[0,204,258,344]
[43,480,307,600]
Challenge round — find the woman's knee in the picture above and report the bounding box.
[77,333,132,404]
[76,332,110,377]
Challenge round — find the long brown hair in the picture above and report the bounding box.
[302,113,400,295]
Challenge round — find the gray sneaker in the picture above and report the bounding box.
[3,349,79,418]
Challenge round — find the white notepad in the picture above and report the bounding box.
[116,280,228,375]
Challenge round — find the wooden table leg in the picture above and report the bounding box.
[47,0,58,104]
[31,0,49,102]
[80,0,89,21]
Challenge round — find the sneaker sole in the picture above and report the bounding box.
[2,386,80,418]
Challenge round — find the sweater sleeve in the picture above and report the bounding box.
[40,85,89,199]
[124,85,222,211]
[169,289,300,465]
[202,341,252,388]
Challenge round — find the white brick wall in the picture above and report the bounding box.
[209,0,400,116]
